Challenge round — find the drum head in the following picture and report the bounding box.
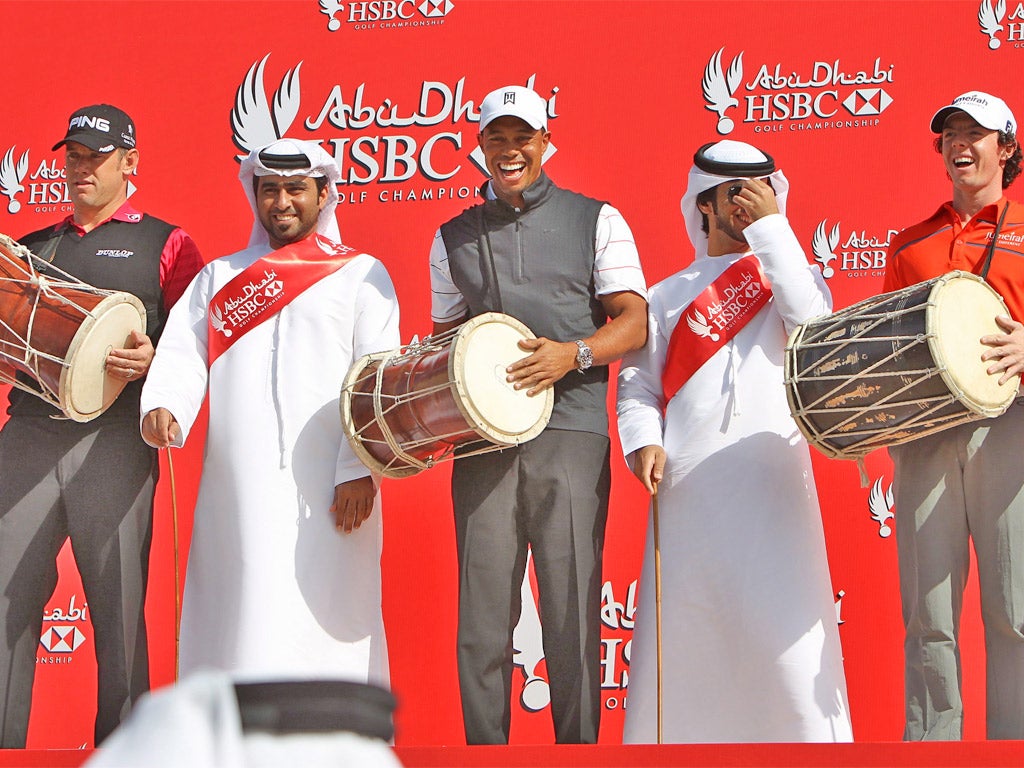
[60,293,147,422]
[451,313,553,445]
[930,272,1019,417]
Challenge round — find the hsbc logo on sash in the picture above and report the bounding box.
[978,1,1024,49]
[211,270,283,337]
[319,0,455,32]
[702,47,895,136]
[811,218,898,280]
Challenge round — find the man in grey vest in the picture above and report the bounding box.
[429,84,648,744]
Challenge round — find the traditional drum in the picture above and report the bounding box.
[785,271,1020,461]
[0,232,147,422]
[341,312,554,478]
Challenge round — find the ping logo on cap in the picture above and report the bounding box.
[69,114,111,133]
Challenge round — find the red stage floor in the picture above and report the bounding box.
[2,742,1023,768]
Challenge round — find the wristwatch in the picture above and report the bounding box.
[574,340,594,373]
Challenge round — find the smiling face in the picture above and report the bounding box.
[64,141,136,227]
[255,175,328,249]
[478,115,550,209]
[940,112,1012,206]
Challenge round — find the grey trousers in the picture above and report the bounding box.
[0,416,156,747]
[891,400,1024,740]
[451,429,610,744]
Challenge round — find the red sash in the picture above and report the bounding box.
[661,255,772,403]
[207,234,360,365]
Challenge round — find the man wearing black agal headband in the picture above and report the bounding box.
[141,139,400,690]
[617,139,853,743]
[0,104,203,748]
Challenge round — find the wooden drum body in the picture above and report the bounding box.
[0,233,147,422]
[785,271,1020,461]
[341,312,554,478]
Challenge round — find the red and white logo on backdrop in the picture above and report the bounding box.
[230,55,558,204]
[810,219,898,280]
[977,0,1024,49]
[702,46,895,136]
[869,476,895,538]
[0,148,71,218]
[38,594,89,657]
[318,0,456,32]
[0,143,137,221]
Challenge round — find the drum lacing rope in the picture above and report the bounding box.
[349,332,517,478]
[1,260,113,412]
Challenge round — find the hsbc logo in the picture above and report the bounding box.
[40,626,86,653]
[811,218,898,279]
[319,0,455,32]
[843,88,893,117]
[702,46,895,135]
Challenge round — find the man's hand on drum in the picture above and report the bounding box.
[981,315,1024,386]
[629,444,666,496]
[141,407,181,449]
[106,329,154,381]
[331,477,375,534]
[507,337,578,396]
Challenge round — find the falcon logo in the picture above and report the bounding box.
[0,146,29,214]
[702,47,743,136]
[812,220,841,279]
[231,54,302,161]
[868,477,895,538]
[686,307,720,342]
[40,626,86,653]
[979,0,1007,48]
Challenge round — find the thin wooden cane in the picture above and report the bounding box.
[164,448,182,680]
[652,484,663,744]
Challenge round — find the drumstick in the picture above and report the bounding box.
[652,482,663,745]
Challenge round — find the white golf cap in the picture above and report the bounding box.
[478,86,547,133]
[930,91,1017,134]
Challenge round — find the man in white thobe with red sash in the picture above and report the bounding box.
[138,139,400,685]
[616,140,853,742]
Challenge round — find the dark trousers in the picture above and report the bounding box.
[452,429,610,744]
[0,417,156,747]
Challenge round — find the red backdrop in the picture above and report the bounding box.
[2,0,1022,748]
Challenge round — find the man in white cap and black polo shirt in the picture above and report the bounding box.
[0,104,203,748]
[884,91,1024,740]
[617,139,853,743]
[140,139,399,687]
[429,85,648,744]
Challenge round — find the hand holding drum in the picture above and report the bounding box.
[0,232,147,421]
[785,271,1021,461]
[340,312,554,478]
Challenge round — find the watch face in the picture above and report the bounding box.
[576,341,593,370]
